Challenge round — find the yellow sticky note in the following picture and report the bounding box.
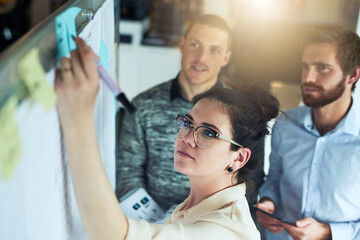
[0,96,22,180]
[18,48,57,112]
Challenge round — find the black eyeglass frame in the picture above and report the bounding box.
[175,114,244,149]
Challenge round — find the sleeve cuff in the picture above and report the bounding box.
[329,222,352,240]
[259,186,279,206]
[126,218,151,240]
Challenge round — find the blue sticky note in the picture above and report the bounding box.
[55,7,81,61]
[99,39,109,70]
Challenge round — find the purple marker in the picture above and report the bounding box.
[95,58,136,114]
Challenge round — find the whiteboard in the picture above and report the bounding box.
[0,0,116,239]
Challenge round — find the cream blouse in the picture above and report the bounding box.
[125,183,260,240]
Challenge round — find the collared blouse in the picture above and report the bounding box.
[126,184,260,240]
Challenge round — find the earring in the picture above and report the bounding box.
[227,167,233,172]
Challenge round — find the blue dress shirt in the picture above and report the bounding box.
[260,98,360,240]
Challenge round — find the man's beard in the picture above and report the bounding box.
[301,76,346,108]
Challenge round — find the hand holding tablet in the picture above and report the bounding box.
[252,205,296,226]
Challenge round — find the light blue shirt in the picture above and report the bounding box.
[260,98,360,240]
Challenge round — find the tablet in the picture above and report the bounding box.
[252,205,296,226]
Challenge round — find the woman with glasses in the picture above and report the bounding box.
[56,38,280,240]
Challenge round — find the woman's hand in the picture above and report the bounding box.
[55,37,99,130]
[256,198,284,233]
[280,217,331,240]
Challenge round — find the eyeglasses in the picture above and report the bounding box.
[175,114,243,149]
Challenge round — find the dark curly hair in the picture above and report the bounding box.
[192,83,280,195]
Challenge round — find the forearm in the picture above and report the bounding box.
[64,121,128,240]
[56,37,129,240]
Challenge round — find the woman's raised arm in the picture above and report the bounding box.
[55,37,128,240]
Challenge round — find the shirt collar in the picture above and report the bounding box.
[170,184,246,223]
[302,107,315,132]
[300,98,360,136]
[333,97,360,136]
[170,74,223,102]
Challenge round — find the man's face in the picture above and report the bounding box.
[301,43,347,108]
[179,23,232,86]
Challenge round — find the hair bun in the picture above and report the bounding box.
[252,87,279,122]
[235,84,280,123]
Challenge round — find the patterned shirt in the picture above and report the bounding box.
[260,98,360,240]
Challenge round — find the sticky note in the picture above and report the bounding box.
[99,39,109,70]
[18,48,57,112]
[0,96,22,180]
[55,7,81,60]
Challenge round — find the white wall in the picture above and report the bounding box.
[118,19,181,100]
[118,44,181,100]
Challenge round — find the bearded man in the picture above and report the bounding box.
[256,25,360,240]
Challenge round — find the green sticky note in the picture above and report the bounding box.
[18,48,57,112]
[0,96,22,180]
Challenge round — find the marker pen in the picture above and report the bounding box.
[95,58,136,114]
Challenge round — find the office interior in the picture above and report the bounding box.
[115,0,360,173]
[115,0,360,108]
[1,1,360,238]
[2,0,360,105]
[2,0,360,173]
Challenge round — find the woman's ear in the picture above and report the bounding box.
[231,148,251,172]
